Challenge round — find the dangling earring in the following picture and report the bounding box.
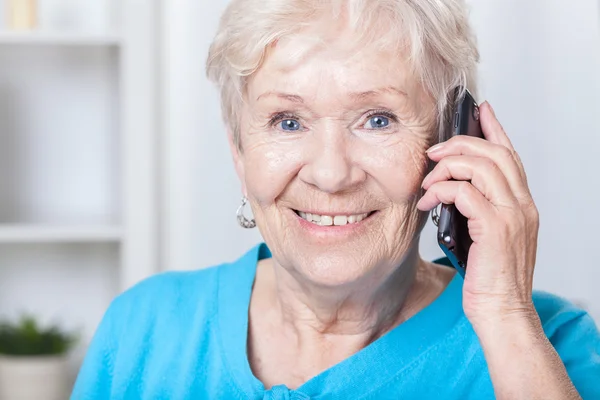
[431,204,441,226]
[236,196,256,229]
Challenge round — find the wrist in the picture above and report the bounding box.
[469,305,541,340]
[471,307,581,400]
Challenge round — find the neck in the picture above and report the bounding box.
[254,244,432,344]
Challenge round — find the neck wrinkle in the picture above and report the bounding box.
[260,244,429,342]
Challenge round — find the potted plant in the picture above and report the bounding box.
[0,315,77,400]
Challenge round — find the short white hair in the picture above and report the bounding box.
[206,0,480,149]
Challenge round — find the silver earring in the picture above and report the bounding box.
[431,204,440,226]
[236,196,256,229]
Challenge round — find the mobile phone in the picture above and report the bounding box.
[436,88,483,277]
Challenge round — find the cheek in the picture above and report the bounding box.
[355,136,429,201]
[242,139,304,205]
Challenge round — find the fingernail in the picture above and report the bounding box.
[421,173,431,188]
[487,101,496,117]
[426,143,444,153]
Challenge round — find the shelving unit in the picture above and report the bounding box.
[0,0,160,374]
[0,31,121,46]
[0,225,122,243]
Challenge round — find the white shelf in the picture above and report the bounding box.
[0,31,121,46]
[0,225,122,243]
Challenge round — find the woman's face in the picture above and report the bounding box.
[233,30,435,286]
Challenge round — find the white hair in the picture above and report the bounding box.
[206,0,480,149]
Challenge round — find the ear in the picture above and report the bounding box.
[227,129,247,196]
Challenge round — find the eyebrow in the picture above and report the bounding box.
[255,86,408,103]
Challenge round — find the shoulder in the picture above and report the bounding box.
[532,289,599,348]
[108,258,252,324]
[99,266,222,338]
[105,244,262,329]
[118,266,221,310]
[73,264,238,397]
[532,290,596,338]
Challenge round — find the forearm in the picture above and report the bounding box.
[474,312,581,400]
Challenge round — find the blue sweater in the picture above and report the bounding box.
[72,244,600,399]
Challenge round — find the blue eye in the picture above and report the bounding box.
[367,115,390,129]
[280,119,301,131]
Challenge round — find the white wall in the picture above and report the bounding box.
[163,0,600,321]
[0,0,117,33]
[161,0,262,272]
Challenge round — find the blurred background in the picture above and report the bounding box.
[0,0,598,392]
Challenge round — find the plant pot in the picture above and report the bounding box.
[0,355,69,400]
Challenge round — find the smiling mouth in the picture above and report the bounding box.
[293,210,377,226]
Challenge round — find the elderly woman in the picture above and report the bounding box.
[73,0,600,399]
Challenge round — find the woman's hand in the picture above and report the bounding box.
[417,101,539,329]
[417,103,583,399]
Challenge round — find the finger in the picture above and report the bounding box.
[427,136,531,204]
[417,180,497,226]
[479,102,514,150]
[480,102,528,184]
[421,155,518,209]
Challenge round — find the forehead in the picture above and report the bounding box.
[246,31,417,104]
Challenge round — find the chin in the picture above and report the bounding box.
[292,251,374,288]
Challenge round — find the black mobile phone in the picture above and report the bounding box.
[436,88,483,277]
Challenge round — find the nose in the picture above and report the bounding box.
[298,128,366,193]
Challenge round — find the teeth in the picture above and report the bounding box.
[297,211,370,226]
[320,215,333,226]
[333,216,347,226]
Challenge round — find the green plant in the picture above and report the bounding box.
[0,315,77,356]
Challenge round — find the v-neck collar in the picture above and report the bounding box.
[217,243,464,399]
